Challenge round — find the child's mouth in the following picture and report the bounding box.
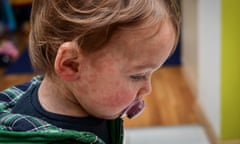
[120,99,145,119]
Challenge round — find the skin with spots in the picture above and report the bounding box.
[38,18,176,120]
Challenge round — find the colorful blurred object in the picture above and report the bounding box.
[0,40,19,67]
[0,40,19,60]
[0,0,17,32]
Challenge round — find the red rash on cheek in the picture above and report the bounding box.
[104,80,135,107]
[76,50,135,110]
[104,91,133,108]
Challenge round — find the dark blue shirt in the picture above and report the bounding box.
[12,83,110,144]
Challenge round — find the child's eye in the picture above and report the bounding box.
[130,75,147,81]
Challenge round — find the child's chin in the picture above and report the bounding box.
[101,112,122,120]
[106,114,121,120]
[91,112,118,120]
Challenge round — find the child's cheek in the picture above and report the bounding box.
[105,90,136,108]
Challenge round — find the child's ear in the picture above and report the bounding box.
[54,42,82,81]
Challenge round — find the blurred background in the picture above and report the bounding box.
[0,0,239,144]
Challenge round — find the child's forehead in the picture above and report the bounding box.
[104,21,172,55]
[87,18,174,58]
[112,19,173,47]
[107,26,155,49]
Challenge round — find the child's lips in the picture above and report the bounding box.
[120,98,145,119]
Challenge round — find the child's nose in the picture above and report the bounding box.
[137,79,152,97]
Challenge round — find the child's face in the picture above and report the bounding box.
[72,19,175,119]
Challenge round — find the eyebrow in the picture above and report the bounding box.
[133,63,160,71]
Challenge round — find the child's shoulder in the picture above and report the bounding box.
[0,75,42,111]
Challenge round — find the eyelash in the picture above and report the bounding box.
[130,75,147,81]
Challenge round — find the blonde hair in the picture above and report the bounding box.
[29,0,181,75]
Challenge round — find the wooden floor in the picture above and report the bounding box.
[0,65,198,128]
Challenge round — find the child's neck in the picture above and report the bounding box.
[38,76,89,117]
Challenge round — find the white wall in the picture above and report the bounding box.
[197,0,221,137]
[181,0,221,137]
[181,0,199,97]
